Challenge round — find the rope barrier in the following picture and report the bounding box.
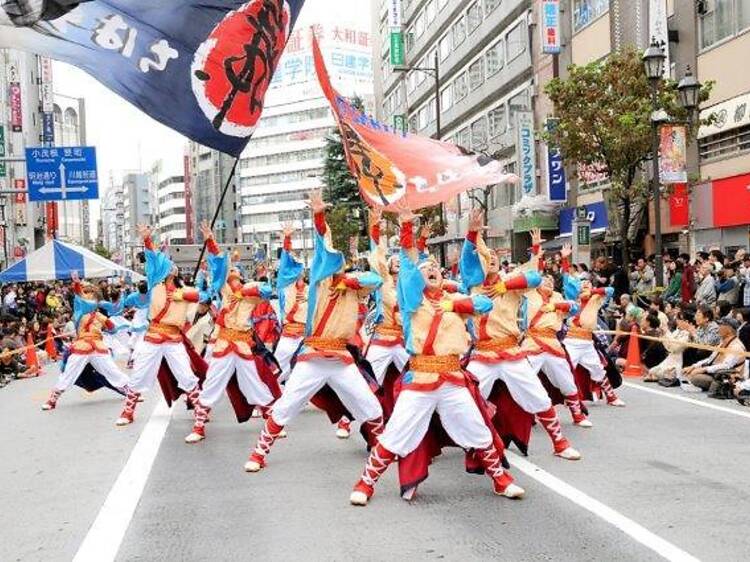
[595,330,750,359]
[0,332,75,359]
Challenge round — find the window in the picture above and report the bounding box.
[467,2,482,34]
[405,27,415,51]
[457,127,471,148]
[418,105,430,129]
[468,58,484,90]
[485,38,504,76]
[407,71,417,94]
[408,115,419,133]
[471,116,488,149]
[453,72,468,101]
[452,16,466,46]
[508,89,530,111]
[415,12,426,38]
[700,0,750,49]
[439,35,452,61]
[484,0,501,14]
[441,86,453,112]
[488,105,507,137]
[699,124,750,161]
[428,97,436,123]
[425,0,436,24]
[506,21,526,61]
[572,0,609,33]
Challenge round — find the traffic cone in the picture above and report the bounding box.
[622,325,643,378]
[45,325,59,361]
[25,333,41,376]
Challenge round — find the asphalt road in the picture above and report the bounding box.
[2,368,749,562]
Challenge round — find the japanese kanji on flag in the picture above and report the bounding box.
[1,0,306,156]
[312,35,518,211]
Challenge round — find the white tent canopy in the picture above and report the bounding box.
[0,239,143,283]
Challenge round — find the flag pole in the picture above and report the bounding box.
[192,155,240,281]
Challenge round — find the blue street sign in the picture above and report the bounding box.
[25,146,99,202]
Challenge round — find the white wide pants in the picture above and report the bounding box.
[55,352,129,392]
[271,357,382,426]
[366,343,409,385]
[564,339,606,382]
[275,336,302,383]
[199,353,275,408]
[129,341,199,394]
[467,359,552,414]
[378,383,492,457]
[527,353,578,396]
[128,330,146,354]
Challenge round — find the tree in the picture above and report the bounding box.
[94,243,112,260]
[543,46,712,262]
[322,95,368,261]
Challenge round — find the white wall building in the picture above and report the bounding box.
[238,1,374,264]
[153,158,188,245]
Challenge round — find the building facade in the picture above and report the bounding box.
[52,92,89,246]
[375,0,533,257]
[152,158,189,246]
[0,48,45,267]
[121,171,153,267]
[187,141,238,245]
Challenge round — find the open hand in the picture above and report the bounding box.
[561,243,572,259]
[307,189,330,214]
[199,220,213,241]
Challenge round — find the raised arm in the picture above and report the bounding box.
[137,224,154,251]
[70,270,82,296]
[459,209,487,291]
[199,220,221,256]
[367,207,390,279]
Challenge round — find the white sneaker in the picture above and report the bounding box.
[244,460,263,473]
[115,416,132,426]
[497,482,525,499]
[349,490,369,506]
[681,382,702,393]
[278,428,288,439]
[251,409,262,418]
[555,446,582,461]
[607,398,627,407]
[574,418,593,428]
[41,402,54,411]
[184,432,205,444]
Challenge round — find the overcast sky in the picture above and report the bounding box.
[50,0,373,239]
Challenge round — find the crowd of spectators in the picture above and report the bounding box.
[0,282,77,388]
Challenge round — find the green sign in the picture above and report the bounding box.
[577,224,591,246]
[393,114,406,134]
[390,31,404,66]
[0,126,5,177]
[512,213,558,233]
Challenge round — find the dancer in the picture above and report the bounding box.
[42,271,130,410]
[350,206,523,506]
[561,250,624,406]
[520,263,591,427]
[364,206,409,421]
[123,280,150,367]
[115,224,210,426]
[462,210,581,460]
[244,190,384,473]
[274,221,306,384]
[101,285,131,362]
[185,224,280,443]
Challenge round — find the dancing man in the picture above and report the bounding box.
[185,223,279,443]
[42,271,130,410]
[349,205,523,506]
[561,251,623,406]
[115,224,210,426]
[244,190,384,473]
[462,211,581,460]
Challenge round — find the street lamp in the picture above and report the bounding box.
[677,66,702,115]
[643,37,667,287]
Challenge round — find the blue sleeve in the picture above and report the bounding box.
[123,292,139,308]
[357,271,383,290]
[563,274,581,301]
[470,294,493,315]
[305,228,346,336]
[459,237,485,292]
[145,248,174,290]
[396,248,426,355]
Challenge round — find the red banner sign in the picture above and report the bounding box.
[9,82,22,132]
[312,36,517,210]
[668,183,689,227]
[45,202,59,238]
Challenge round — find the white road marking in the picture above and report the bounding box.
[73,401,173,562]
[622,381,750,420]
[506,451,700,562]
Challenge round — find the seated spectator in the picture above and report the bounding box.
[0,347,24,388]
[695,262,717,306]
[638,313,668,372]
[683,304,720,368]
[662,260,683,303]
[716,266,740,306]
[651,313,693,385]
[648,296,670,332]
[682,317,746,395]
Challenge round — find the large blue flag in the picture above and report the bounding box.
[0,0,306,156]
